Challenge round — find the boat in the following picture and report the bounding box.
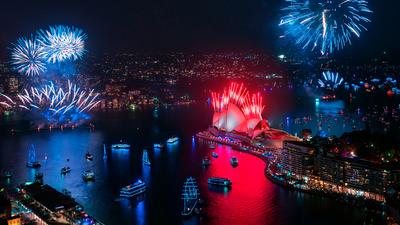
[153,143,164,149]
[34,172,43,184]
[142,149,151,166]
[85,152,93,161]
[26,144,41,168]
[211,152,218,158]
[209,144,216,149]
[167,136,179,144]
[120,179,146,198]
[103,144,107,159]
[230,156,238,167]
[111,140,131,150]
[61,166,71,175]
[3,172,12,179]
[181,177,200,217]
[201,157,211,167]
[208,177,232,187]
[82,170,95,182]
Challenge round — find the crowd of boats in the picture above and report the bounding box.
[2,137,238,219]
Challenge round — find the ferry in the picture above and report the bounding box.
[111,141,131,150]
[201,157,211,167]
[167,136,179,144]
[153,143,164,149]
[61,166,71,175]
[181,177,200,217]
[120,179,146,198]
[85,152,93,161]
[211,152,218,158]
[26,144,41,168]
[208,177,232,187]
[230,157,239,167]
[82,170,95,182]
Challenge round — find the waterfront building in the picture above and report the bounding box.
[280,140,315,179]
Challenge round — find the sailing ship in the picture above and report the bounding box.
[142,149,151,166]
[181,177,200,217]
[26,144,41,168]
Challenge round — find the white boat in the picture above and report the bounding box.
[142,149,151,166]
[153,143,164,149]
[167,136,179,144]
[181,177,200,217]
[82,170,95,181]
[120,179,146,198]
[111,140,131,150]
[209,144,216,149]
[211,152,218,158]
[26,144,41,168]
[230,157,238,167]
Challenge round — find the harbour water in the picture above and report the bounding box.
[0,92,388,225]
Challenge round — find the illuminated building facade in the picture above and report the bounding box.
[280,140,315,178]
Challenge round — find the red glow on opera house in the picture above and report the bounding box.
[209,82,293,143]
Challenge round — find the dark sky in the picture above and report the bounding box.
[0,0,399,56]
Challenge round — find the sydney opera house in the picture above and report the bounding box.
[205,83,296,148]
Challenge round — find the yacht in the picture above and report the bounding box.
[211,152,218,158]
[153,143,164,149]
[120,179,146,198]
[201,157,211,167]
[82,170,95,182]
[26,144,41,168]
[111,140,131,150]
[208,177,232,187]
[85,152,93,161]
[230,157,239,167]
[61,166,71,175]
[142,149,151,166]
[167,136,179,144]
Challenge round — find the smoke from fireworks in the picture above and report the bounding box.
[10,37,47,76]
[37,25,87,64]
[0,81,100,126]
[279,0,372,55]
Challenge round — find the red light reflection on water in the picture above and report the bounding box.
[198,144,279,225]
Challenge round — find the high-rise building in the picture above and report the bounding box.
[280,140,315,179]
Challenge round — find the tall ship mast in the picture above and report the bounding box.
[181,177,200,217]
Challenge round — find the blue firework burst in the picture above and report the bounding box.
[279,0,372,55]
[37,25,87,63]
[10,36,47,76]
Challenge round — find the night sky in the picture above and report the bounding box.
[0,0,399,56]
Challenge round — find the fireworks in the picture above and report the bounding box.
[211,82,264,119]
[1,81,100,126]
[10,25,87,76]
[318,71,344,89]
[279,0,372,55]
[10,37,47,76]
[37,25,87,63]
